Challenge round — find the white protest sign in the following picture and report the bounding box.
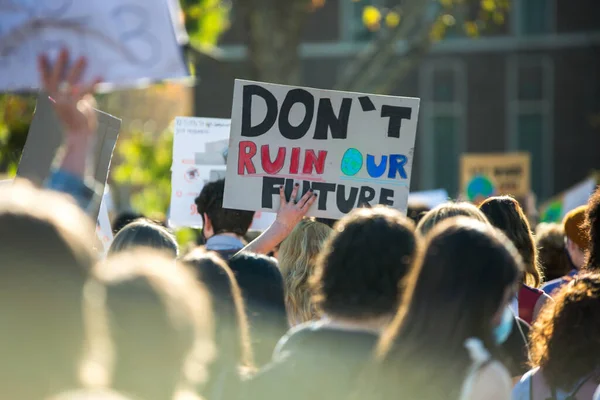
[562,177,597,217]
[169,116,276,230]
[223,80,420,219]
[0,0,187,92]
[96,198,113,254]
[408,189,449,209]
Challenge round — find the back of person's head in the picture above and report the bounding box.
[584,187,600,271]
[479,196,542,287]
[83,250,215,400]
[311,206,417,322]
[183,250,255,376]
[111,211,144,234]
[315,217,337,229]
[375,217,523,400]
[407,202,431,226]
[0,181,96,399]
[195,179,255,237]
[108,219,178,257]
[535,223,571,281]
[278,218,333,325]
[416,201,488,236]
[529,272,600,390]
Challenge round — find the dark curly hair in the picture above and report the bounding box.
[584,186,600,271]
[529,272,600,390]
[195,179,255,237]
[479,196,543,287]
[310,206,417,320]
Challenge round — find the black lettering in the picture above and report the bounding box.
[311,182,336,211]
[381,105,412,138]
[261,177,284,208]
[313,98,352,140]
[379,188,394,206]
[357,186,376,208]
[242,85,278,137]
[279,89,314,140]
[301,180,313,197]
[336,185,359,214]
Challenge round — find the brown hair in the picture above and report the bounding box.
[311,206,417,320]
[278,218,332,325]
[108,219,178,257]
[584,187,600,271]
[416,202,489,237]
[529,273,600,389]
[479,196,543,287]
[535,223,571,282]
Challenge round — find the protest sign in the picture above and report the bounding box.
[16,92,120,220]
[408,189,449,209]
[222,80,420,220]
[540,175,598,223]
[460,152,530,204]
[0,0,187,92]
[96,197,114,254]
[169,116,276,229]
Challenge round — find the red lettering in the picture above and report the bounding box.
[302,150,328,175]
[238,141,257,175]
[290,147,301,174]
[261,145,286,174]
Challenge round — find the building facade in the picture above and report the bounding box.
[194,0,600,201]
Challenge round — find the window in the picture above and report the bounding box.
[513,0,554,35]
[507,56,553,199]
[419,61,466,197]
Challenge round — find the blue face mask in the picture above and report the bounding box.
[493,306,514,345]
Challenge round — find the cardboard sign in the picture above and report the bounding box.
[223,80,420,219]
[0,0,187,91]
[460,153,530,204]
[168,116,276,230]
[16,92,120,220]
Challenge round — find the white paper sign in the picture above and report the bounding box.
[223,80,420,219]
[0,0,187,91]
[408,189,449,209]
[562,177,597,218]
[96,198,113,254]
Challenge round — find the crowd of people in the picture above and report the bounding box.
[3,49,600,400]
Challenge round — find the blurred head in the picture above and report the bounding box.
[0,182,96,399]
[563,206,589,269]
[278,219,333,325]
[529,273,600,390]
[407,202,431,226]
[83,251,215,400]
[311,206,417,327]
[376,218,522,399]
[195,179,255,239]
[111,211,144,234]
[108,219,178,258]
[479,196,542,287]
[416,202,488,237]
[183,250,255,377]
[535,223,571,281]
[584,187,600,271]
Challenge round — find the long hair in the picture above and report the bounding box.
[529,273,600,389]
[416,202,489,237]
[479,196,542,287]
[584,187,600,271]
[373,218,522,400]
[278,219,332,325]
[183,250,255,375]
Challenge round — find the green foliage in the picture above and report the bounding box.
[0,94,36,176]
[180,0,231,48]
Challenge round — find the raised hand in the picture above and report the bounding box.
[275,183,318,232]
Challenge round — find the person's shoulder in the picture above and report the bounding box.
[469,360,512,400]
[541,277,564,293]
[522,284,545,295]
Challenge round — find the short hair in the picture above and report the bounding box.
[0,182,96,398]
[416,202,488,237]
[278,219,333,325]
[195,179,255,237]
[529,272,600,390]
[83,250,215,393]
[479,196,543,287]
[535,223,571,282]
[584,187,600,271]
[407,202,431,226]
[108,219,178,257]
[311,206,417,320]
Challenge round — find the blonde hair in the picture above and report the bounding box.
[278,219,332,325]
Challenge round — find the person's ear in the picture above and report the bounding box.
[203,213,214,238]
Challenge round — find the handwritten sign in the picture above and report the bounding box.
[460,153,530,204]
[223,80,420,219]
[168,116,276,230]
[0,0,187,91]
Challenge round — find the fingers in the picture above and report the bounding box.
[37,54,53,92]
[80,76,102,98]
[279,185,286,205]
[297,188,314,208]
[50,48,68,91]
[290,183,299,203]
[66,56,87,87]
[301,191,317,211]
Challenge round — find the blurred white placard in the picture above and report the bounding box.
[0,0,187,91]
[96,198,113,254]
[408,189,449,209]
[562,177,597,217]
[169,117,275,230]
